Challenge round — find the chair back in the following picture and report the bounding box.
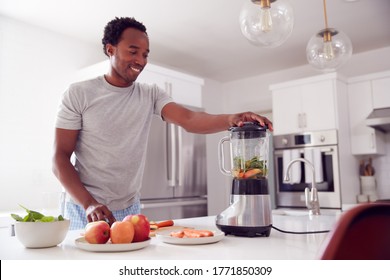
[319,202,390,260]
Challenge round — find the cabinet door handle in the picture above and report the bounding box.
[176,126,184,187]
[167,123,177,187]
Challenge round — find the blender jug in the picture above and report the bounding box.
[219,122,269,180]
[216,122,272,237]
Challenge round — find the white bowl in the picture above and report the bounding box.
[15,219,70,248]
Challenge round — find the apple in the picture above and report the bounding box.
[123,214,150,242]
[110,221,135,244]
[84,221,110,244]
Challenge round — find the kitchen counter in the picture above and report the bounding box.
[0,211,340,260]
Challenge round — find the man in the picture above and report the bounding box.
[53,17,273,230]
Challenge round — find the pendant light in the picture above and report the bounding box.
[306,0,353,72]
[239,0,294,48]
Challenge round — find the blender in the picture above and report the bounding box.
[216,122,272,237]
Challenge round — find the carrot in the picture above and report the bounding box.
[170,229,214,238]
[243,168,261,178]
[197,230,214,237]
[183,229,202,238]
[156,220,174,228]
[183,229,214,238]
[170,230,185,238]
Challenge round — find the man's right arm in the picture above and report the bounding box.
[52,128,115,224]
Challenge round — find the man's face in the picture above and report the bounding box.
[106,28,149,87]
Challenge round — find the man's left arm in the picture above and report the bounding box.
[161,102,273,134]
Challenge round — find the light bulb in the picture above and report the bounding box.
[239,0,294,48]
[323,41,335,61]
[322,31,335,61]
[260,6,272,32]
[306,28,353,72]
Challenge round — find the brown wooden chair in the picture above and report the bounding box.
[319,202,390,260]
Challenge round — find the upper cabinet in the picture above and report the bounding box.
[270,73,348,136]
[372,75,390,109]
[347,71,390,155]
[74,61,204,108]
[137,64,204,108]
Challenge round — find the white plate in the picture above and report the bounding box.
[75,237,151,252]
[156,229,225,245]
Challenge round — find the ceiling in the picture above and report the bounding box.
[1,0,390,82]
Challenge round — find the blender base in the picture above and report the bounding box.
[217,224,272,237]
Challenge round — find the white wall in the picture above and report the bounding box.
[0,16,103,212]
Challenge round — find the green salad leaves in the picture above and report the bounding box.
[11,205,64,222]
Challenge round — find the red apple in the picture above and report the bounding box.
[110,221,135,244]
[123,214,150,242]
[84,221,110,244]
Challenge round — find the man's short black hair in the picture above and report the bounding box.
[102,17,147,56]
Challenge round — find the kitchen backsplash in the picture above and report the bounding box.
[371,133,390,199]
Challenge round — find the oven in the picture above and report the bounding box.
[273,130,341,209]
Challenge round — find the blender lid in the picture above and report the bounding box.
[229,121,268,132]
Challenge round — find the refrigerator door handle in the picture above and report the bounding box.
[167,123,177,187]
[177,125,184,188]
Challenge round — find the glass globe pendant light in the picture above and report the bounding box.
[239,0,294,48]
[306,0,353,72]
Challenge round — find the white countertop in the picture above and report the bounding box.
[0,211,340,260]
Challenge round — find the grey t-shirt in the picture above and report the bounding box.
[55,76,173,211]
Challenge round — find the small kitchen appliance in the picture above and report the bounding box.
[216,122,272,237]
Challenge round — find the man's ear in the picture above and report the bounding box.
[106,44,114,56]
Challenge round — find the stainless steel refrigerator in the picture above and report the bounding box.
[140,106,207,221]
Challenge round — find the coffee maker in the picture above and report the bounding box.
[216,122,272,237]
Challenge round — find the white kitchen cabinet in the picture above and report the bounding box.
[270,73,344,135]
[137,63,204,108]
[372,76,390,109]
[74,60,204,108]
[347,72,389,155]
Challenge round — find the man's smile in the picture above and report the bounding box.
[129,65,142,73]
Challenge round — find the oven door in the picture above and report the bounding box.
[274,145,341,209]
